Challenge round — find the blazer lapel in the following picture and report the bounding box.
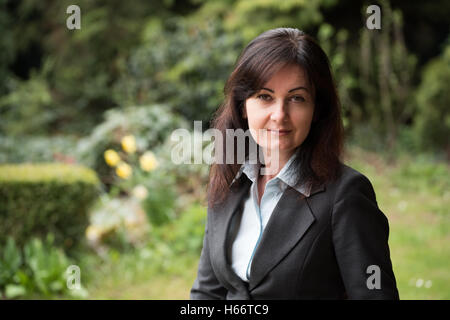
[210,175,252,297]
[248,183,325,291]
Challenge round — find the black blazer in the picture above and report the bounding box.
[190,164,399,299]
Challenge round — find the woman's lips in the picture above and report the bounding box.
[268,129,291,136]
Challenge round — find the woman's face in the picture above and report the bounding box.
[243,64,315,160]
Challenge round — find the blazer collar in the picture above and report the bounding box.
[209,175,253,298]
[209,173,326,294]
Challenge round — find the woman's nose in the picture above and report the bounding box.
[270,100,288,122]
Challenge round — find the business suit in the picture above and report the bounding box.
[190,163,400,299]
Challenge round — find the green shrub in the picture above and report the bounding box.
[112,19,245,124]
[0,70,55,136]
[0,163,100,251]
[22,235,70,297]
[76,104,188,186]
[140,170,177,227]
[170,204,206,255]
[0,238,22,294]
[413,43,450,153]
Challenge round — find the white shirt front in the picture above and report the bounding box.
[230,152,310,282]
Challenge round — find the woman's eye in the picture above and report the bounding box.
[257,94,272,101]
[290,95,305,103]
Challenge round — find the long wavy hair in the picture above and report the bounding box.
[207,27,344,209]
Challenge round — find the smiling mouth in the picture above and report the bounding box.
[268,129,291,135]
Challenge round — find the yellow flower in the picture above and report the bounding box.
[121,135,137,154]
[139,151,158,171]
[104,149,120,167]
[116,162,132,179]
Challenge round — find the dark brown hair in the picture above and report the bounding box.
[207,27,344,209]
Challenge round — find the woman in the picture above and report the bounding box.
[190,28,399,299]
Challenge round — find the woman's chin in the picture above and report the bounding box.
[260,143,296,154]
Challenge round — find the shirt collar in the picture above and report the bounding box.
[232,150,311,197]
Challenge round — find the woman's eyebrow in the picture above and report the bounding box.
[260,86,309,93]
[288,86,309,93]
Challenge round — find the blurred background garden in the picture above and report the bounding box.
[0,0,448,299]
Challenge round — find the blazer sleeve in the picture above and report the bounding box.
[331,172,400,299]
[190,221,228,299]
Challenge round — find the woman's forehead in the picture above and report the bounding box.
[259,63,313,93]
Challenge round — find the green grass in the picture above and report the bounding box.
[64,146,449,300]
[85,251,198,299]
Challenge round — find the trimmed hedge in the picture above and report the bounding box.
[0,163,100,251]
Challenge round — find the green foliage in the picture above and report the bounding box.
[22,235,70,297]
[413,43,450,152]
[390,159,450,198]
[150,203,206,256]
[84,129,209,250]
[0,0,447,155]
[0,135,78,164]
[0,66,56,135]
[0,235,84,299]
[141,177,177,227]
[0,0,16,96]
[0,163,100,251]
[312,7,418,151]
[317,23,354,130]
[132,133,209,227]
[2,0,194,135]
[168,204,207,255]
[113,18,245,123]
[0,238,22,291]
[193,0,336,42]
[340,1,417,150]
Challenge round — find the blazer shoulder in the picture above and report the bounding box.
[332,163,378,204]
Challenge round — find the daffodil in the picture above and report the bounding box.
[116,162,132,179]
[104,149,120,167]
[121,135,137,154]
[140,151,158,171]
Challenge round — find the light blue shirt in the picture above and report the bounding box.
[230,151,311,282]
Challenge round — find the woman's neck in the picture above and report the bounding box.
[259,148,295,179]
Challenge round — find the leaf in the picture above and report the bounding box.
[14,270,31,287]
[4,238,22,269]
[5,284,26,299]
